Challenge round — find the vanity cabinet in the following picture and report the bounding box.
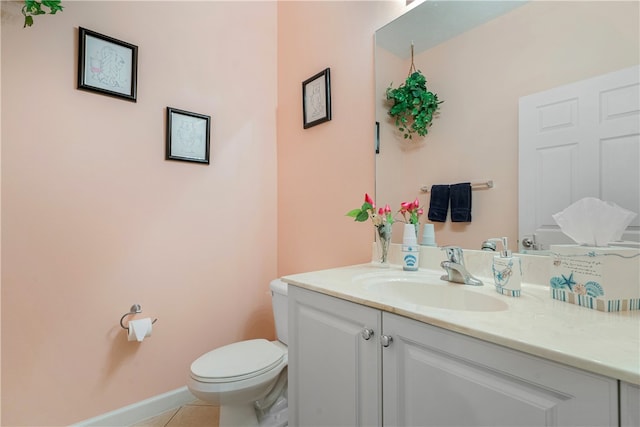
[289,285,620,426]
[620,382,640,427]
[288,285,382,426]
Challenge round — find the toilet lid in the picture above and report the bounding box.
[190,339,285,383]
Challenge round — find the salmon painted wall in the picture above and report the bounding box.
[277,1,405,276]
[376,1,640,250]
[1,1,277,425]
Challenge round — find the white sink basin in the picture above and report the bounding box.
[353,270,508,312]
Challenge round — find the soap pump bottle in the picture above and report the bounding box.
[402,223,420,271]
[487,237,522,297]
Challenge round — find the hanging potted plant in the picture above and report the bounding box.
[22,0,63,28]
[386,44,442,140]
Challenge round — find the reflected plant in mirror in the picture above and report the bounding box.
[386,67,441,140]
[22,0,63,27]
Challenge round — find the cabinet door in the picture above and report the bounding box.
[620,381,640,427]
[289,286,382,426]
[382,312,618,427]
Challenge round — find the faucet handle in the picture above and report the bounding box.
[441,246,464,264]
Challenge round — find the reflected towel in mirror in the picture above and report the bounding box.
[450,182,472,222]
[427,184,450,222]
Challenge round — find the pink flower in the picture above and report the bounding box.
[365,193,375,208]
[347,193,393,225]
[399,198,424,225]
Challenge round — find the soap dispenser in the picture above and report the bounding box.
[402,223,420,271]
[487,237,522,297]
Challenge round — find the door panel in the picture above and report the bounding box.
[519,65,640,251]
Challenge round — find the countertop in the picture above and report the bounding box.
[282,262,640,385]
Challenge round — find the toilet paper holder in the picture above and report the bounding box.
[119,304,158,330]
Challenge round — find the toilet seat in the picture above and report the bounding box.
[190,339,286,384]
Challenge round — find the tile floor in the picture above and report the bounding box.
[131,399,219,427]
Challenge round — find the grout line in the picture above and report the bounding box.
[162,407,180,427]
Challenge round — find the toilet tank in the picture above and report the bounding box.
[270,279,288,345]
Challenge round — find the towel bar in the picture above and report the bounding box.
[420,180,493,193]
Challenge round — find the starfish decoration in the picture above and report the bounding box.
[561,273,576,291]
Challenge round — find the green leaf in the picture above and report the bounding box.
[346,209,361,218]
[23,15,33,27]
[355,211,370,222]
[42,0,64,13]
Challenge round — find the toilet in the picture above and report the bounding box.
[187,279,288,427]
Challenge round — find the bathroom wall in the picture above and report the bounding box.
[1,2,277,425]
[277,0,405,276]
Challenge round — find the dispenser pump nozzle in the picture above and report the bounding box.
[487,237,511,257]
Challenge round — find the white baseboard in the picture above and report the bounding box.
[72,386,196,427]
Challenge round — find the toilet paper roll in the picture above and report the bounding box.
[127,318,153,342]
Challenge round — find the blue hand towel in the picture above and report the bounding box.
[450,182,472,222]
[427,185,450,222]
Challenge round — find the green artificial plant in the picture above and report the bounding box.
[386,45,442,140]
[22,0,63,28]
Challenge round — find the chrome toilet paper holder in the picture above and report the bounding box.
[120,304,158,330]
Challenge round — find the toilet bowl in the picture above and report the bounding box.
[187,279,288,427]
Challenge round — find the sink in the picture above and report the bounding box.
[353,270,509,312]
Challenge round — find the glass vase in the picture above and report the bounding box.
[374,223,392,267]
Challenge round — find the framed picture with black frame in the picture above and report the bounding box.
[77,27,138,102]
[165,107,211,164]
[302,68,331,129]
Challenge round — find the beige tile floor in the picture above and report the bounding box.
[131,399,220,427]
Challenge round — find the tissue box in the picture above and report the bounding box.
[549,245,640,312]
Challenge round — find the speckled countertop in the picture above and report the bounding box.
[282,249,640,385]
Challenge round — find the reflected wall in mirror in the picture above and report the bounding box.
[375,0,639,252]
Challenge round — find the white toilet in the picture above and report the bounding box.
[187,279,288,427]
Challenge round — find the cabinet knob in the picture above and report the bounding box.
[381,335,393,347]
[361,328,374,340]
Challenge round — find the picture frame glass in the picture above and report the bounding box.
[83,34,134,97]
[169,110,209,162]
[304,75,327,123]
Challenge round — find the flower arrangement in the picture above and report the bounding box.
[346,193,394,226]
[347,193,394,265]
[399,197,423,225]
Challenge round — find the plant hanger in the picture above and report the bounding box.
[408,42,417,76]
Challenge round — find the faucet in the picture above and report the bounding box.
[440,246,483,286]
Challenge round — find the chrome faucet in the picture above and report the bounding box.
[440,246,483,286]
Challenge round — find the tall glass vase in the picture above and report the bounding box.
[374,223,392,267]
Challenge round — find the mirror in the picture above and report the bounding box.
[375,0,639,252]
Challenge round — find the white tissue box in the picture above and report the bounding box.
[549,245,640,312]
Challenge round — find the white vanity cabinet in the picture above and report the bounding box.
[620,382,640,427]
[288,285,382,426]
[289,285,620,426]
[383,311,618,426]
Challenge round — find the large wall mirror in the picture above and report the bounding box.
[375,0,639,253]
